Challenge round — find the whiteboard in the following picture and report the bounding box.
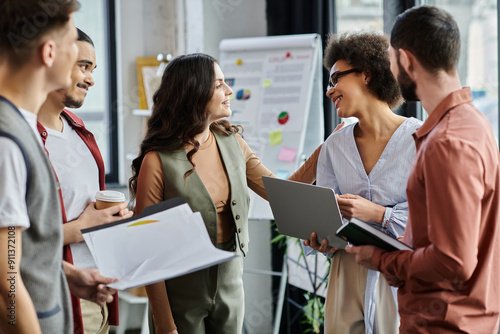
[219,34,324,219]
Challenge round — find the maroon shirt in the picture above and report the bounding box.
[374,88,500,333]
[38,109,119,333]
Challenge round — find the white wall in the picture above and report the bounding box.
[202,0,267,57]
[116,1,273,332]
[116,0,176,186]
[176,0,267,57]
[117,0,267,185]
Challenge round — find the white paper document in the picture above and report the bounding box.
[82,199,238,290]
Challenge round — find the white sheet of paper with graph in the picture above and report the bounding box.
[82,198,237,290]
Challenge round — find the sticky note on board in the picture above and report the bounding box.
[269,130,283,146]
[263,79,271,87]
[275,169,291,179]
[278,146,297,162]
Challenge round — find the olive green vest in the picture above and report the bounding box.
[158,131,250,256]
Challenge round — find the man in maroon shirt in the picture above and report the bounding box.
[346,5,500,333]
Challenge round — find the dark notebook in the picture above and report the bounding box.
[336,218,413,251]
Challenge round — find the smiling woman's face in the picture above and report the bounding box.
[206,63,233,123]
[326,59,366,119]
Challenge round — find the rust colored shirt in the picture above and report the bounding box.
[374,88,500,333]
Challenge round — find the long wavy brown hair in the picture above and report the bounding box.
[129,53,241,200]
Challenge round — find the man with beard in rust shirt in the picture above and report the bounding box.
[346,6,500,333]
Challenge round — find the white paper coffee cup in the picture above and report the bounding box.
[95,190,127,210]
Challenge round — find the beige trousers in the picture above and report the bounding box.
[374,275,399,334]
[80,299,109,334]
[324,250,368,334]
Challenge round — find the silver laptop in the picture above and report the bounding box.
[262,176,347,248]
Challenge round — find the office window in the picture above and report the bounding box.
[423,0,499,144]
[336,0,384,33]
[334,0,384,125]
[71,0,117,177]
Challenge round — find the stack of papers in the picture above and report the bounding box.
[82,198,237,290]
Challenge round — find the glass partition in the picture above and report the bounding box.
[72,0,113,171]
[334,0,384,125]
[424,0,499,144]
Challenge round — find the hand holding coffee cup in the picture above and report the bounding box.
[72,191,131,239]
[95,191,127,211]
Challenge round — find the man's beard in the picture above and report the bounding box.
[397,58,419,102]
[63,95,84,109]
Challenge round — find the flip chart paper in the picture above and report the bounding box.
[275,169,291,179]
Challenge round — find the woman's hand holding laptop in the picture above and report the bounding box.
[303,231,339,256]
[336,194,386,223]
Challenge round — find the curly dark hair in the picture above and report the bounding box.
[323,32,402,109]
[129,53,241,200]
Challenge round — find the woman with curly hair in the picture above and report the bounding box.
[128,53,317,334]
[303,32,422,333]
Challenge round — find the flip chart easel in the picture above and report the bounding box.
[219,34,324,219]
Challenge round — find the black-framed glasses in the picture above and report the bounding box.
[328,68,363,90]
